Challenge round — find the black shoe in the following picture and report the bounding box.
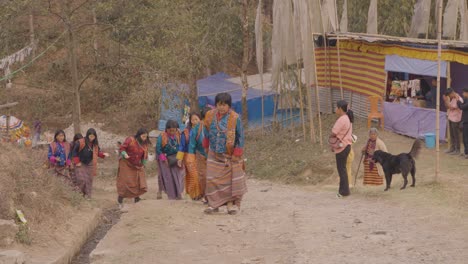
[134,197,141,203]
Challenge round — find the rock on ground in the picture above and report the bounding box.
[0,250,27,264]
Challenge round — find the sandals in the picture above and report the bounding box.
[204,207,219,214]
[156,192,162,200]
[227,208,238,215]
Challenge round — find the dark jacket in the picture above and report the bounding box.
[457,97,468,123]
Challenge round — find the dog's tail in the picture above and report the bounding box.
[409,139,422,158]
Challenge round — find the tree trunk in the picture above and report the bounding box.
[63,0,81,134]
[29,4,35,56]
[241,0,250,128]
[92,7,98,63]
[189,76,199,113]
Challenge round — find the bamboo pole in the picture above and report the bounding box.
[285,67,295,135]
[325,31,468,47]
[334,0,344,99]
[317,1,334,110]
[446,62,451,150]
[297,64,306,141]
[312,41,323,146]
[435,0,443,182]
[261,73,265,134]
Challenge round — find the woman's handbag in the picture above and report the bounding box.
[166,154,178,167]
[328,125,351,151]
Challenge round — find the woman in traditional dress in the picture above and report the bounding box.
[117,128,150,209]
[72,128,109,198]
[177,110,209,201]
[329,100,354,198]
[361,128,387,186]
[156,120,185,200]
[48,130,72,183]
[202,93,246,215]
[69,133,83,188]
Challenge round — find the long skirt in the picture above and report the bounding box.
[197,153,207,197]
[184,154,202,199]
[116,159,147,198]
[205,151,247,209]
[74,163,94,197]
[363,159,383,186]
[50,165,73,186]
[157,160,185,200]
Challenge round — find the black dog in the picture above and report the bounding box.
[373,139,422,191]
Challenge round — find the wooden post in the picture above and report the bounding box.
[334,0,344,99]
[260,73,265,134]
[446,62,451,149]
[312,41,323,146]
[435,0,443,182]
[447,62,451,87]
[297,64,307,141]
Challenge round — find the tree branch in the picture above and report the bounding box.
[70,0,92,17]
[77,71,92,91]
[48,0,66,22]
[0,102,19,110]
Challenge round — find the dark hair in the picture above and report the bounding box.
[165,120,179,131]
[445,88,454,96]
[215,92,232,107]
[201,107,211,120]
[54,130,67,142]
[187,111,202,129]
[85,128,99,146]
[135,128,150,145]
[73,133,83,142]
[336,100,354,123]
[463,87,468,93]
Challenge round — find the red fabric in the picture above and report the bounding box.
[203,137,210,149]
[233,147,243,157]
[73,157,81,165]
[119,137,148,166]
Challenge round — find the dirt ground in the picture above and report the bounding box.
[87,128,468,264]
[5,118,468,264]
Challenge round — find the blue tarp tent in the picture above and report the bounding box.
[158,84,189,131]
[159,73,277,130]
[197,73,276,126]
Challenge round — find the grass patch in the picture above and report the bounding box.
[245,128,335,185]
[0,142,84,244]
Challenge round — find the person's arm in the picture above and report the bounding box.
[378,138,388,152]
[203,112,211,149]
[97,146,107,159]
[177,132,187,160]
[72,141,81,165]
[457,99,468,110]
[156,135,167,161]
[48,145,56,163]
[233,116,244,157]
[119,137,131,159]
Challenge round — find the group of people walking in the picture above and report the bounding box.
[47,92,247,215]
[48,128,109,199]
[154,92,247,214]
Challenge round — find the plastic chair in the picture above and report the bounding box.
[367,95,384,129]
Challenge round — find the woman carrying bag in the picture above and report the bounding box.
[329,100,354,198]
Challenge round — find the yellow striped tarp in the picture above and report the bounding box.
[315,47,386,97]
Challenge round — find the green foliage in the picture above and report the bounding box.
[336,0,446,37]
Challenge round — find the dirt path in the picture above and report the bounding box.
[88,177,468,264]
